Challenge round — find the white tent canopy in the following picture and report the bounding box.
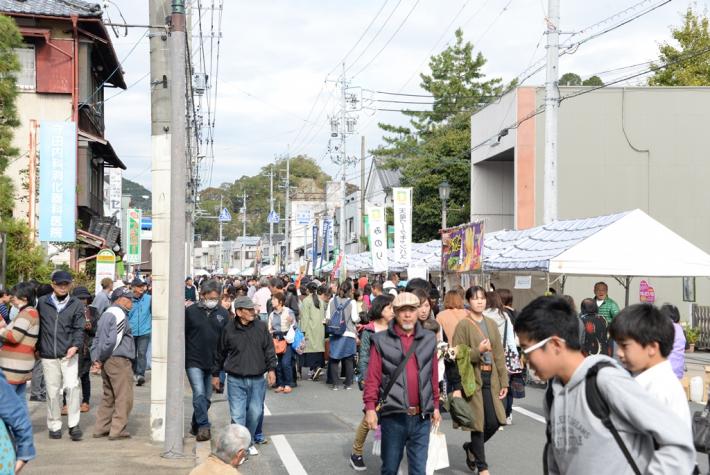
[484,209,710,277]
[319,241,442,274]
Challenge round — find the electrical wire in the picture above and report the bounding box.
[345,0,404,74]
[350,0,422,79]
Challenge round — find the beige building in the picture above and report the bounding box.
[470,86,710,315]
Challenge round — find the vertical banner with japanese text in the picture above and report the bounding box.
[125,209,142,264]
[319,218,331,271]
[39,121,76,242]
[393,187,412,265]
[94,249,116,294]
[368,206,388,273]
[312,224,319,264]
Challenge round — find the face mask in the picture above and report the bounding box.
[204,300,219,309]
[9,306,19,320]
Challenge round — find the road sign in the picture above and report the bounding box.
[296,209,311,226]
[267,210,280,224]
[218,207,232,222]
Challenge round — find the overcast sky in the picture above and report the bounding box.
[104,0,702,191]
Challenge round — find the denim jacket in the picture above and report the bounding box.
[128,293,152,337]
[0,372,35,462]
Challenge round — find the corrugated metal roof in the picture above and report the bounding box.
[0,0,102,17]
[482,211,629,271]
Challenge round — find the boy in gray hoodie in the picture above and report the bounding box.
[514,296,696,475]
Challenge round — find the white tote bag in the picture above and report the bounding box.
[425,425,449,475]
[284,325,296,344]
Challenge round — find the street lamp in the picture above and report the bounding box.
[439,181,450,229]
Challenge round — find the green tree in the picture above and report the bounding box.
[559,72,582,86]
[649,6,710,86]
[0,14,22,217]
[582,75,604,86]
[373,28,507,241]
[195,156,331,241]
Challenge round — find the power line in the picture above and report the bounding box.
[351,0,422,79]
[345,0,404,74]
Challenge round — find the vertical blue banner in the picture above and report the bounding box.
[312,224,318,265]
[320,219,331,271]
[39,121,76,242]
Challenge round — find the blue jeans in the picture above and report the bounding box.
[186,367,212,429]
[13,382,26,400]
[380,413,431,475]
[133,334,151,377]
[276,345,294,388]
[226,375,266,443]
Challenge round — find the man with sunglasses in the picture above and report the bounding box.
[515,296,694,475]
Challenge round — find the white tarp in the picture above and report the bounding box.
[549,209,710,276]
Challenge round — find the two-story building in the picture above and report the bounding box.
[0,0,127,263]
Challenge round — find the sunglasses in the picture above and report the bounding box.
[522,336,565,355]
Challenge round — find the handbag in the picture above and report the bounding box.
[273,338,287,355]
[446,396,475,428]
[291,326,306,354]
[693,399,710,453]
[425,425,450,475]
[510,372,526,399]
[503,320,523,374]
[285,325,296,344]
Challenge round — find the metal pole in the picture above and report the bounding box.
[284,150,291,270]
[339,63,347,258]
[218,195,223,272]
[543,0,560,224]
[164,0,187,457]
[360,135,366,252]
[442,198,447,230]
[149,0,172,443]
[269,160,274,265]
[241,190,247,271]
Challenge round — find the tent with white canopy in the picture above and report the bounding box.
[318,240,442,274]
[483,209,710,304]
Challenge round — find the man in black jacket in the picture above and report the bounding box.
[185,279,229,442]
[37,270,86,441]
[212,296,276,457]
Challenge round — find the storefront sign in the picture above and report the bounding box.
[39,121,76,242]
[441,221,484,273]
[368,207,388,273]
[393,187,412,265]
[125,208,142,264]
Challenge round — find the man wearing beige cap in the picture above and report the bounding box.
[363,292,440,475]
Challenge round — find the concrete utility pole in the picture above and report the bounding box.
[284,151,291,270]
[360,135,366,252]
[164,0,187,457]
[269,161,274,265]
[241,190,247,271]
[339,63,347,257]
[543,0,560,224]
[148,0,171,444]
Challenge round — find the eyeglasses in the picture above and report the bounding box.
[522,336,564,355]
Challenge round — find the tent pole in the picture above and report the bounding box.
[624,276,631,307]
[561,275,567,294]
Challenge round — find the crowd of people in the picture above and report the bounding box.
[0,267,702,474]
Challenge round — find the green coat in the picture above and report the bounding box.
[300,296,325,353]
[452,316,509,432]
[597,297,620,324]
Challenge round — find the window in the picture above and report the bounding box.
[14,46,35,91]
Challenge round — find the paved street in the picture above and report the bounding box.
[21,362,710,474]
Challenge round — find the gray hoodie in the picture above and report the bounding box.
[545,355,695,475]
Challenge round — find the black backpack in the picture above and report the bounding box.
[544,361,641,475]
[327,298,351,336]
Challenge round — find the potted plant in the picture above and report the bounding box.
[686,326,700,352]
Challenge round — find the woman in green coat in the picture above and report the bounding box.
[451,285,509,475]
[299,283,326,380]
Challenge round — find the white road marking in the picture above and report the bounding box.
[264,403,271,416]
[272,434,308,475]
[513,405,546,424]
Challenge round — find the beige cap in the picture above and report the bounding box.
[392,292,420,310]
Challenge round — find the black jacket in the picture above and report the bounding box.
[185,303,229,370]
[37,294,86,359]
[212,317,277,377]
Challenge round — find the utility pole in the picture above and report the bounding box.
[284,151,291,271]
[360,135,366,252]
[543,0,560,224]
[339,63,347,258]
[269,160,274,266]
[218,195,223,271]
[241,190,247,271]
[165,0,187,457]
[148,0,171,444]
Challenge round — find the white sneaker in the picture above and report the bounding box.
[506,415,513,425]
[248,445,259,456]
